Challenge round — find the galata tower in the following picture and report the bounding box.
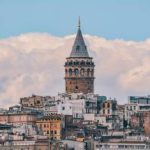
[64,18,95,94]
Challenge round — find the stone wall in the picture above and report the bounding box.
[65,78,94,94]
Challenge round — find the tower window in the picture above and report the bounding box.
[69,61,73,65]
[81,61,85,65]
[69,69,72,76]
[75,86,78,89]
[74,68,79,76]
[76,45,80,51]
[74,61,79,65]
[80,68,84,76]
[86,61,90,65]
[87,68,90,76]
[76,61,79,65]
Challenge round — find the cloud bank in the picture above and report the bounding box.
[0,33,150,107]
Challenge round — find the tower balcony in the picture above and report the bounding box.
[64,76,95,79]
[64,62,95,67]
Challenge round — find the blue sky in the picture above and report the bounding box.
[0,0,150,106]
[0,0,150,40]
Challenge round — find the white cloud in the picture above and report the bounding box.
[0,33,150,107]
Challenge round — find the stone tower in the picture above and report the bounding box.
[64,18,95,94]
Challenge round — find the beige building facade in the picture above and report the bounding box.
[36,114,62,140]
[0,112,36,125]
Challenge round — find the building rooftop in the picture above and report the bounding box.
[38,114,62,120]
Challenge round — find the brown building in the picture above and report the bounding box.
[144,111,150,136]
[36,114,62,140]
[130,113,142,129]
[20,94,51,108]
[64,18,95,94]
[0,112,36,125]
[131,111,150,135]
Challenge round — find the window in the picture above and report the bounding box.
[54,131,57,134]
[130,106,132,110]
[69,69,72,76]
[86,101,90,106]
[62,107,65,110]
[108,109,110,114]
[80,68,84,76]
[103,103,105,107]
[44,124,46,128]
[40,124,42,128]
[75,61,79,65]
[80,61,85,65]
[76,45,80,51]
[74,68,79,76]
[47,130,49,134]
[75,86,78,90]
[87,68,90,76]
[37,100,40,104]
[103,110,105,114]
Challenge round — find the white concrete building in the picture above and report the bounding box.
[13,124,37,136]
[84,113,95,121]
[54,93,98,118]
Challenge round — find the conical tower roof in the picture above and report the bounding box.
[70,18,89,58]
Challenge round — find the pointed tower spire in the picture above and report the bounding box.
[70,18,89,58]
[78,16,80,29]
